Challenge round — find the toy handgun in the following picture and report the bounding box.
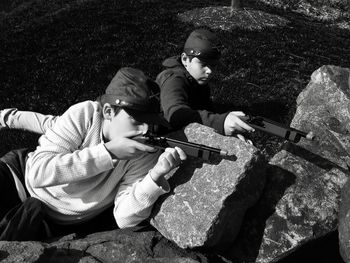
[246,115,315,143]
[136,132,228,160]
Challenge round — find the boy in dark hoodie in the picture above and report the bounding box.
[156,29,254,139]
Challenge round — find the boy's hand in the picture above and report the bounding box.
[224,111,254,135]
[104,130,157,160]
[150,147,187,184]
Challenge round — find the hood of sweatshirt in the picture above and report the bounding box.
[162,56,182,68]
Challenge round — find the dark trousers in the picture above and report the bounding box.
[0,148,114,240]
[0,149,150,241]
[0,148,48,241]
[47,205,118,238]
[0,149,121,240]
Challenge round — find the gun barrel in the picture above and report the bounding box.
[164,137,227,154]
[162,137,228,159]
[138,134,228,160]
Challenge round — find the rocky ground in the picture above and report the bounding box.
[0,0,349,262]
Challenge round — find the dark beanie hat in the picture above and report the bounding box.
[100,67,169,127]
[183,29,221,62]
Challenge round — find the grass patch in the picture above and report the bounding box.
[0,0,349,159]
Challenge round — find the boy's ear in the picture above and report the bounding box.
[181,52,189,67]
[102,103,114,120]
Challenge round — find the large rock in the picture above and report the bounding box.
[339,179,350,263]
[150,123,266,249]
[0,229,207,263]
[224,65,350,262]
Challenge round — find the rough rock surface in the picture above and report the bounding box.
[224,65,350,263]
[339,179,350,263]
[0,229,207,263]
[150,123,266,249]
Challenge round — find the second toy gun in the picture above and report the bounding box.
[245,115,315,143]
[136,132,228,161]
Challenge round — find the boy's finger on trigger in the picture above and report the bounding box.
[236,118,249,128]
[238,120,254,132]
[246,125,255,132]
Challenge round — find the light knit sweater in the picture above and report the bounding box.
[0,101,169,228]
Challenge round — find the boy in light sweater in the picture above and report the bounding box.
[0,67,186,240]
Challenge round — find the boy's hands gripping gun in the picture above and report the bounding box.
[245,115,315,143]
[136,132,228,161]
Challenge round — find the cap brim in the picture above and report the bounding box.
[197,55,221,66]
[124,108,171,128]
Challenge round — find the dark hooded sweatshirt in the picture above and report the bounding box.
[156,56,228,135]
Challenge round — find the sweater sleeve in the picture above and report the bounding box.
[26,102,114,188]
[113,151,169,228]
[160,75,228,134]
[0,108,58,134]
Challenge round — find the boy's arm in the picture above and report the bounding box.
[113,151,169,228]
[160,76,228,134]
[26,102,114,187]
[113,147,185,228]
[0,108,58,134]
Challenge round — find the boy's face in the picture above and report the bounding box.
[104,107,148,141]
[182,54,217,85]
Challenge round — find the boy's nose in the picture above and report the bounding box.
[205,66,212,75]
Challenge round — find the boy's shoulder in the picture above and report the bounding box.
[68,100,100,111]
[63,100,101,119]
[156,56,188,87]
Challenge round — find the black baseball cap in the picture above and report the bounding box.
[100,67,170,128]
[183,29,221,63]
